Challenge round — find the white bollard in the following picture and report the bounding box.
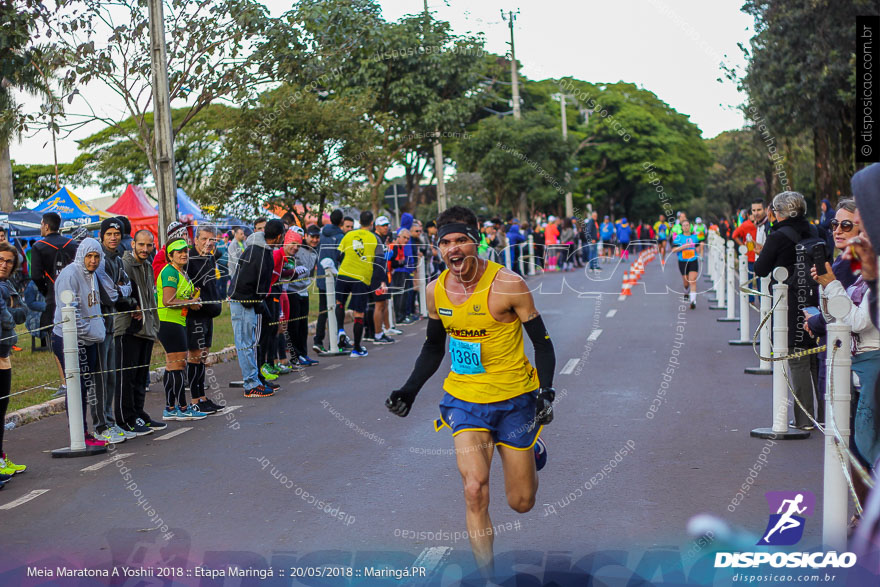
[52,290,106,458]
[751,267,809,439]
[730,247,751,344]
[745,276,773,374]
[325,270,346,355]
[527,235,536,276]
[710,239,726,310]
[504,245,513,272]
[418,256,428,318]
[822,295,853,551]
[706,233,718,284]
[518,243,525,276]
[718,242,738,321]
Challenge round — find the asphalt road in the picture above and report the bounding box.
[0,253,867,586]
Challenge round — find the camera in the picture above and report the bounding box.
[811,242,828,276]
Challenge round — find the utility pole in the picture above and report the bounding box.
[148,0,177,245]
[423,1,447,213]
[503,10,521,120]
[558,94,573,217]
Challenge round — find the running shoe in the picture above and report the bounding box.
[275,363,293,375]
[260,364,279,380]
[372,333,395,344]
[112,424,137,440]
[12,345,21,352]
[386,327,403,335]
[96,427,126,444]
[313,343,327,354]
[298,355,319,366]
[338,333,353,350]
[534,438,548,471]
[0,471,13,482]
[123,421,154,437]
[399,316,417,325]
[203,399,225,414]
[52,384,67,398]
[0,455,26,475]
[145,418,167,430]
[263,379,281,390]
[350,346,369,358]
[690,300,696,310]
[244,385,274,398]
[178,405,208,420]
[162,407,183,421]
[195,400,218,415]
[84,433,108,447]
[267,364,282,375]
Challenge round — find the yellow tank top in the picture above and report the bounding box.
[434,261,538,403]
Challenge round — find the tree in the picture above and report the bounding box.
[735,0,869,207]
[52,0,271,198]
[0,0,55,212]
[216,85,367,220]
[71,104,236,201]
[265,0,488,213]
[11,161,81,206]
[456,111,573,215]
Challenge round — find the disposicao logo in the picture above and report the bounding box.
[714,490,857,569]
[758,491,814,546]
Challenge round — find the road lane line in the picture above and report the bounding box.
[323,364,341,371]
[0,489,50,510]
[587,329,603,341]
[155,427,193,441]
[617,295,626,301]
[606,309,617,318]
[80,452,135,472]
[560,359,580,375]
[222,405,243,414]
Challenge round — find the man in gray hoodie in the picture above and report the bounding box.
[52,238,106,443]
[116,230,165,434]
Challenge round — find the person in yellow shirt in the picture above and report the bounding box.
[386,206,556,579]
[335,211,380,357]
[653,214,671,260]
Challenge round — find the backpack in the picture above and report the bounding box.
[776,225,822,315]
[36,237,76,285]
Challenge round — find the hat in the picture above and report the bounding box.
[284,229,303,245]
[166,221,187,242]
[167,239,188,253]
[376,215,390,226]
[306,224,321,237]
[695,217,703,223]
[100,218,124,241]
[291,225,305,236]
[482,221,494,228]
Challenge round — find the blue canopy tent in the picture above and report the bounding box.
[154,188,208,223]
[2,210,44,238]
[32,186,113,225]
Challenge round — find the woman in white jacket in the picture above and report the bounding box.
[813,211,880,471]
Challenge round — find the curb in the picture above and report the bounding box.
[4,312,351,429]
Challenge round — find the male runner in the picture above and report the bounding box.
[336,211,380,357]
[386,206,556,578]
[653,214,671,261]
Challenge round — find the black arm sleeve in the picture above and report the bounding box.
[400,317,447,394]
[523,315,555,388]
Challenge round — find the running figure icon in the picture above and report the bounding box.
[761,493,808,544]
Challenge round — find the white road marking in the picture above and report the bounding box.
[617,295,627,302]
[155,427,193,441]
[606,309,617,318]
[587,329,603,342]
[560,359,580,375]
[0,489,50,510]
[412,546,452,583]
[222,405,243,414]
[323,364,341,371]
[80,452,135,472]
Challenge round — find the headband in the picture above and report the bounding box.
[437,222,480,243]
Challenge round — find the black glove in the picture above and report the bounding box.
[535,388,556,426]
[386,388,418,417]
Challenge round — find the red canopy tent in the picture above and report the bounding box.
[107,184,159,241]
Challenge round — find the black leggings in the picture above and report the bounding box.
[0,368,9,454]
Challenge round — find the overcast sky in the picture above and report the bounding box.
[11,0,754,197]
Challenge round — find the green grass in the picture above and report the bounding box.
[7,293,326,414]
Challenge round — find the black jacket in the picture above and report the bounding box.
[185,247,222,318]
[230,241,274,310]
[30,232,77,305]
[754,217,819,349]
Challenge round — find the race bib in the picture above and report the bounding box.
[449,338,485,375]
[682,247,695,260]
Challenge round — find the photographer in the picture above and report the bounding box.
[754,191,822,430]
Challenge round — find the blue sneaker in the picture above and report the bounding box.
[534,437,547,472]
[177,405,208,420]
[162,407,182,421]
[349,346,368,358]
[298,355,319,366]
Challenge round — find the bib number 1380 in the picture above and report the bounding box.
[449,338,485,375]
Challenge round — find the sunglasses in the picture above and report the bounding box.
[830,220,856,232]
